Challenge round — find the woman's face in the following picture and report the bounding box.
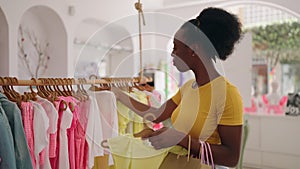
[171,30,193,72]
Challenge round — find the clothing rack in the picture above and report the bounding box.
[0,76,153,104]
[0,76,152,86]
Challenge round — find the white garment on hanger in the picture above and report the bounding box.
[36,97,58,134]
[36,97,58,169]
[90,90,119,166]
[86,94,104,169]
[31,101,49,169]
[58,107,73,169]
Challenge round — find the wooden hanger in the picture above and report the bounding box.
[75,79,83,101]
[89,75,110,91]
[46,78,57,99]
[39,78,52,98]
[0,77,11,98]
[2,77,22,105]
[62,78,71,96]
[63,78,72,97]
[7,77,21,99]
[143,83,154,92]
[68,78,82,101]
[89,83,110,91]
[53,78,65,97]
[79,78,89,100]
[40,78,59,104]
[34,78,47,99]
[0,77,14,101]
[76,78,88,101]
[28,80,37,101]
[61,78,70,96]
[133,82,146,91]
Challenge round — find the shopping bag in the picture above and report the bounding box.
[159,140,214,169]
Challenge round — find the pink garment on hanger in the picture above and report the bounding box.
[49,99,63,169]
[20,101,36,169]
[49,98,73,169]
[62,96,79,169]
[49,132,57,158]
[75,100,90,169]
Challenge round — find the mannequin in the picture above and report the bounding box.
[263,80,286,114]
[267,80,281,105]
[244,86,257,113]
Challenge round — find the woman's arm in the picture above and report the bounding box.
[179,125,243,167]
[113,88,178,123]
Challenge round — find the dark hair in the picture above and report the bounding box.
[181,7,242,60]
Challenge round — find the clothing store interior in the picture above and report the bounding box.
[0,0,300,169]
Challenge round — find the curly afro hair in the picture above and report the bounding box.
[181,7,242,61]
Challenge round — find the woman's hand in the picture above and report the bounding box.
[142,127,187,149]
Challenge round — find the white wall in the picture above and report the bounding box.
[1,0,300,79]
[221,33,253,107]
[0,1,71,76]
[17,6,68,79]
[0,8,8,76]
[0,0,138,78]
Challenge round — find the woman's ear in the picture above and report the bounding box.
[190,43,203,57]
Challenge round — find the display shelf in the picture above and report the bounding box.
[243,114,300,169]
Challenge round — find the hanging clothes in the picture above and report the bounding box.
[86,94,104,169]
[20,101,36,169]
[75,99,90,169]
[31,101,49,169]
[0,93,33,169]
[36,97,58,169]
[107,134,169,169]
[116,101,131,135]
[130,89,148,134]
[62,96,79,169]
[0,102,17,169]
[117,89,162,134]
[89,90,119,167]
[116,91,145,135]
[49,98,73,169]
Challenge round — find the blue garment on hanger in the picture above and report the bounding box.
[0,93,33,169]
[0,103,17,169]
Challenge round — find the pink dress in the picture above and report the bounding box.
[49,98,73,169]
[75,100,90,169]
[65,96,79,169]
[20,102,36,169]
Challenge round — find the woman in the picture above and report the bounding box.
[114,7,243,167]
